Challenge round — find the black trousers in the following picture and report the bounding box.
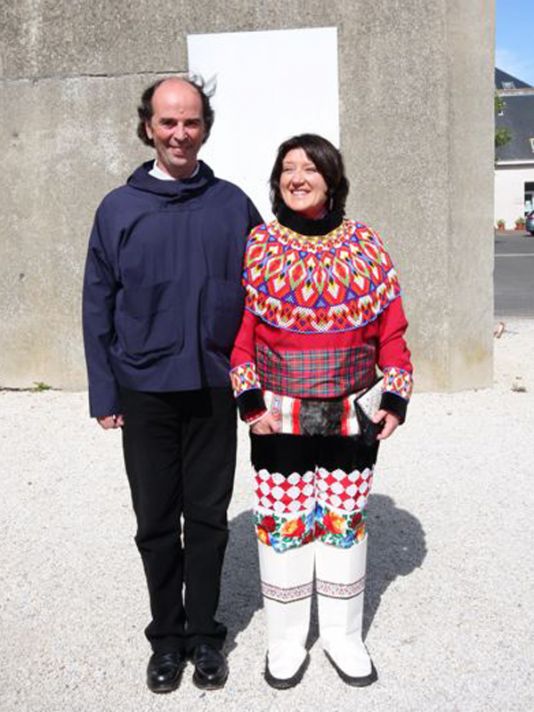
[120,387,237,653]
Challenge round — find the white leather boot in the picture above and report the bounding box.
[258,541,314,688]
[316,536,377,686]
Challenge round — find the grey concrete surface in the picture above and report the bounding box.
[1,318,533,711]
[443,0,495,392]
[0,74,160,390]
[0,0,495,393]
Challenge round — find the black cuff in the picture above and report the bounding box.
[236,389,266,421]
[380,391,408,424]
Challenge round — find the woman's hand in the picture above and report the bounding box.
[372,409,400,440]
[250,412,280,435]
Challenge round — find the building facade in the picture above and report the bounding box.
[495,68,534,229]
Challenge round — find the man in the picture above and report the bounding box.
[82,76,262,692]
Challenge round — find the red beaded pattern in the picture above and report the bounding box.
[243,220,401,333]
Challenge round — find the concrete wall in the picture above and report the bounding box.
[495,165,534,228]
[0,0,495,393]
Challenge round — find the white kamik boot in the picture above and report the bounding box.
[258,541,314,689]
[316,536,377,686]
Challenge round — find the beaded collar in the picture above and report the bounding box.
[243,219,401,334]
[270,219,350,251]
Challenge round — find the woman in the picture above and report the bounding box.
[230,134,413,689]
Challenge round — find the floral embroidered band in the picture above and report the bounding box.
[255,508,367,552]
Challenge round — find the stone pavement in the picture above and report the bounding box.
[1,319,533,711]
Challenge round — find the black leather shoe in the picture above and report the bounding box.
[146,651,187,693]
[191,644,228,690]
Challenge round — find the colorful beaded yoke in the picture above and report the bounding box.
[243,220,401,334]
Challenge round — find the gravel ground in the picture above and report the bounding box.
[1,319,534,712]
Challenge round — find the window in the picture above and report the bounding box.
[530,138,534,153]
[503,81,515,89]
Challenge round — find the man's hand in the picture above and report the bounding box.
[372,409,400,440]
[250,412,280,435]
[97,414,124,430]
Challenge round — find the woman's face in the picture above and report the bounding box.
[279,148,329,219]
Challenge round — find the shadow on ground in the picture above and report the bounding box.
[220,496,426,652]
[219,509,262,654]
[364,494,427,636]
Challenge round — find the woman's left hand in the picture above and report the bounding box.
[372,409,401,440]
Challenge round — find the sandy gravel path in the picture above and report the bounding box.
[1,319,533,711]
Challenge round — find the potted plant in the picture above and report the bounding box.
[515,216,526,230]
[496,219,505,230]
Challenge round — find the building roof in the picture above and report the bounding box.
[496,93,534,163]
[495,68,534,163]
[495,68,532,91]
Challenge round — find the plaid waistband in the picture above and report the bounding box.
[257,345,376,399]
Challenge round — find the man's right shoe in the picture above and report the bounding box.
[191,644,228,690]
[146,651,187,693]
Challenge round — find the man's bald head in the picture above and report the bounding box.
[137,75,215,147]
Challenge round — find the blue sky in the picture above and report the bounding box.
[496,0,534,85]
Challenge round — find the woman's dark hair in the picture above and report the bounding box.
[136,74,215,146]
[269,134,350,217]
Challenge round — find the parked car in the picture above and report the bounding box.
[526,211,534,235]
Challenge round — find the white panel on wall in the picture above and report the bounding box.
[187,27,339,221]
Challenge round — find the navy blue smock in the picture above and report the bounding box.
[82,161,262,417]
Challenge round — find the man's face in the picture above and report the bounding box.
[145,79,206,179]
